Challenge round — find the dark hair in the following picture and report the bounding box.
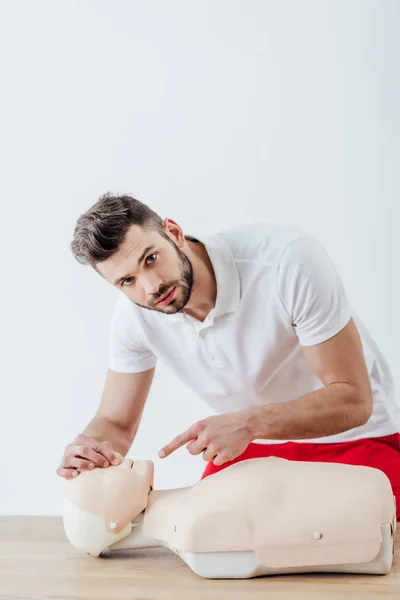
[70,193,165,267]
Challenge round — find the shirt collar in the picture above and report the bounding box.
[168,232,241,324]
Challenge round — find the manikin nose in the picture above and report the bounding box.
[117,458,134,470]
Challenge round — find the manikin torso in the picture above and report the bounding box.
[62,456,397,579]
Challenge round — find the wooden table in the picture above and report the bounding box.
[0,516,398,600]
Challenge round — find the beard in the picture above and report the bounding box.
[137,242,193,314]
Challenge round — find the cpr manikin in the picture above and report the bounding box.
[62,456,397,579]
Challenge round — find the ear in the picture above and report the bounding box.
[163,218,185,248]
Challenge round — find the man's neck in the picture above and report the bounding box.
[182,238,217,322]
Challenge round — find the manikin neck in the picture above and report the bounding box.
[107,489,169,552]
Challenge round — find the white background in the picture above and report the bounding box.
[0,0,399,515]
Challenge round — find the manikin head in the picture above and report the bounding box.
[70,193,194,315]
[62,458,154,557]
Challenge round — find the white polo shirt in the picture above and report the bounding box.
[108,222,400,444]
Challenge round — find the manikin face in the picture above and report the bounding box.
[96,222,194,315]
[64,459,154,536]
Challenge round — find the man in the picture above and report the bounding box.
[57,193,400,519]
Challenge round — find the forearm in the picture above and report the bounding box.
[82,416,133,456]
[245,383,370,441]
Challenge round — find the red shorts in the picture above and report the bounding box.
[201,433,400,520]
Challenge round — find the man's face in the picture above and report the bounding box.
[96,223,193,314]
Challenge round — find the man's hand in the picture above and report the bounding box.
[158,411,254,466]
[56,434,123,480]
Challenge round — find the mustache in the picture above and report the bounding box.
[153,283,177,304]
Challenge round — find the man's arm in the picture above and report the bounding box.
[158,318,373,462]
[246,317,373,440]
[57,367,155,479]
[85,367,156,454]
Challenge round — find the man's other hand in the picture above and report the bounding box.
[158,410,254,466]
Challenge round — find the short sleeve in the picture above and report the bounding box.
[277,237,352,346]
[108,295,157,373]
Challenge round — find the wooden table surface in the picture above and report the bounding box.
[0,516,398,600]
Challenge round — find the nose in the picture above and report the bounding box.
[118,458,134,470]
[142,274,162,297]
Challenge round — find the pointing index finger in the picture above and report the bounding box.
[158,429,197,458]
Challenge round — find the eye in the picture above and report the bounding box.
[122,277,135,287]
[146,253,157,265]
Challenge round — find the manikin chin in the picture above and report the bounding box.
[62,456,397,579]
